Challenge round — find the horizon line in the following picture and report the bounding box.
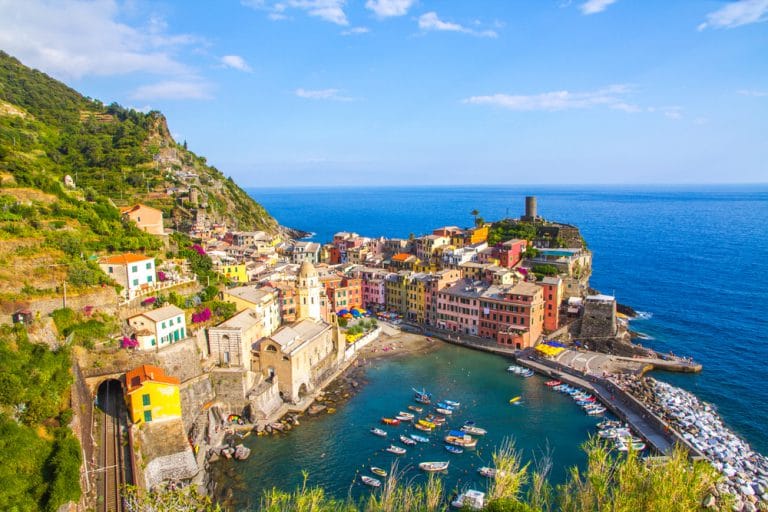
[243,182,768,190]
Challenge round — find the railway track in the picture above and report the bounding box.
[99,383,124,512]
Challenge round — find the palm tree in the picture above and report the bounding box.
[470,209,479,226]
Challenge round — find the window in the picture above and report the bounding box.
[147,275,153,283]
[131,265,138,272]
[150,338,156,346]
[161,322,166,329]
[144,410,152,422]
[142,394,151,406]
[108,266,113,274]
[146,262,152,269]
[132,279,139,286]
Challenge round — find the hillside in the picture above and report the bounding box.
[0,51,278,301]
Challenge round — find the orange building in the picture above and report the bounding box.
[540,276,563,332]
[120,204,164,235]
[124,365,181,424]
[478,281,544,350]
[321,275,363,312]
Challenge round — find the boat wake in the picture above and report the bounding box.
[634,332,655,341]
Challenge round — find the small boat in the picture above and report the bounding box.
[415,396,432,404]
[413,388,432,404]
[408,405,423,413]
[381,418,400,426]
[451,489,485,510]
[435,407,453,415]
[400,435,417,445]
[425,414,446,424]
[396,411,415,421]
[545,380,562,387]
[616,440,646,451]
[509,396,522,404]
[461,425,487,436]
[597,420,622,430]
[444,400,460,408]
[361,475,381,488]
[371,427,387,437]
[478,467,496,478]
[437,402,455,411]
[410,434,430,443]
[418,419,436,428]
[414,422,433,432]
[419,461,449,472]
[445,435,477,448]
[371,466,388,477]
[445,444,464,454]
[586,407,606,415]
[386,444,406,455]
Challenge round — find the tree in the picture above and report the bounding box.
[471,209,480,226]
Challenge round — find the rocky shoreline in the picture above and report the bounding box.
[616,374,768,511]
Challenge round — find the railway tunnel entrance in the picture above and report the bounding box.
[95,379,134,512]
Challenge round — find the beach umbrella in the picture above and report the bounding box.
[338,309,349,316]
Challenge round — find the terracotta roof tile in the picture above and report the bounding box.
[99,253,154,265]
[125,364,180,393]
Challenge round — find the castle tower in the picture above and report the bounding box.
[522,196,538,221]
[297,260,321,321]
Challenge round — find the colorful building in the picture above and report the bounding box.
[540,276,563,332]
[496,239,528,268]
[120,204,164,236]
[207,309,263,370]
[322,275,362,313]
[127,305,187,351]
[478,281,544,349]
[221,285,281,337]
[218,263,248,283]
[436,279,484,335]
[125,365,182,424]
[99,253,156,299]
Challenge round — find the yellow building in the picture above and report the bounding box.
[467,225,489,245]
[219,263,248,283]
[125,365,181,425]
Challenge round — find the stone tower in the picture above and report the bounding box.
[297,260,321,321]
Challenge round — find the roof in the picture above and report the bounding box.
[213,309,262,331]
[269,319,329,354]
[120,203,161,215]
[541,276,562,285]
[586,294,615,303]
[225,286,275,305]
[99,253,154,265]
[125,365,179,394]
[131,304,185,323]
[298,260,318,278]
[391,253,413,262]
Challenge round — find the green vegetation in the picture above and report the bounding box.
[487,220,539,246]
[51,307,118,348]
[532,264,559,277]
[0,50,278,298]
[0,324,81,511]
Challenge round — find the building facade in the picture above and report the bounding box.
[127,305,187,351]
[99,253,156,299]
[125,365,182,424]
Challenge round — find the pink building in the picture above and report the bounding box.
[436,279,484,335]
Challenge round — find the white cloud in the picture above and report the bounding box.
[579,0,618,15]
[244,0,348,25]
[365,0,415,18]
[295,88,355,101]
[418,12,497,37]
[698,0,768,30]
[132,80,213,100]
[738,88,768,97]
[0,0,197,80]
[463,85,637,111]
[221,55,252,72]
[341,27,370,35]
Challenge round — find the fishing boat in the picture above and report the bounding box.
[435,407,453,415]
[410,434,430,443]
[400,435,417,445]
[461,425,487,436]
[545,380,562,387]
[509,396,522,404]
[444,400,461,408]
[371,466,388,477]
[445,433,478,448]
[361,475,381,488]
[419,461,449,472]
[445,444,464,454]
[414,422,433,432]
[381,417,400,426]
[586,406,606,415]
[418,419,436,429]
[451,490,485,510]
[437,402,455,411]
[413,388,432,404]
[371,427,387,437]
[386,444,406,455]
[396,411,415,421]
[407,405,423,413]
[426,414,446,424]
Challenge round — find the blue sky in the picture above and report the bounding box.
[0,0,766,186]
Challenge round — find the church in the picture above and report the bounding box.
[254,261,345,403]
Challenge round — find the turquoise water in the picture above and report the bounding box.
[229,344,598,508]
[248,185,768,455]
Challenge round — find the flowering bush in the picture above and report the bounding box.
[192,307,212,324]
[191,244,206,256]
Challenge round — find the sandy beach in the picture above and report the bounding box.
[356,329,441,361]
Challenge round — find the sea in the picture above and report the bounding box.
[226,184,768,506]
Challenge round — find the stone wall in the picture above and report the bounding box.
[579,298,617,339]
[180,376,215,431]
[209,369,253,415]
[1,286,119,318]
[246,377,282,420]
